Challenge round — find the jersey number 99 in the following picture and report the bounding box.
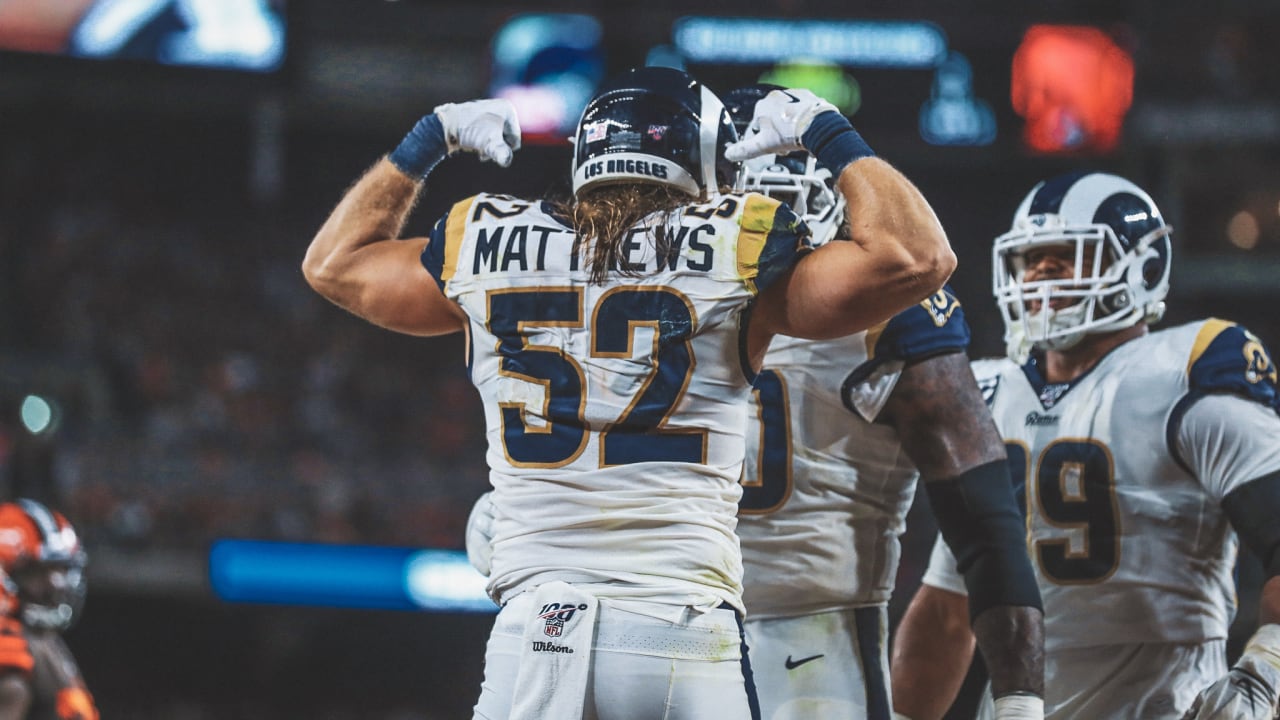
[1008,439,1122,585]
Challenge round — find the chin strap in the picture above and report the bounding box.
[1004,324,1031,364]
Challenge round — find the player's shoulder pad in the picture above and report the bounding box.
[1185,318,1279,410]
[870,285,970,363]
[0,617,32,675]
[421,193,487,289]
[731,192,812,295]
[423,193,546,289]
[843,285,970,387]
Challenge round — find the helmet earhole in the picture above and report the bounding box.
[1141,257,1161,289]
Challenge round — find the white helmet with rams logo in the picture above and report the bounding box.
[993,171,1171,361]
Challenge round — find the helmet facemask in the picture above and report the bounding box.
[724,84,846,245]
[9,558,86,631]
[994,218,1171,362]
[737,151,846,245]
[992,172,1172,363]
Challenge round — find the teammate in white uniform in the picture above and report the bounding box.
[724,84,1044,720]
[891,172,1280,720]
[303,67,955,720]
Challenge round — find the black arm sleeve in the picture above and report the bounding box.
[1223,469,1280,578]
[925,459,1043,621]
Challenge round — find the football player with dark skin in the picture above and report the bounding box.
[892,172,1280,720]
[719,83,1044,720]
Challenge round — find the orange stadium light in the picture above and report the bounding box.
[1011,24,1134,154]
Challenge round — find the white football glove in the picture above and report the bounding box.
[1183,625,1280,720]
[724,88,839,162]
[433,99,521,167]
[464,490,496,577]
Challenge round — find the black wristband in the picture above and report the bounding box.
[388,114,448,179]
[800,111,875,177]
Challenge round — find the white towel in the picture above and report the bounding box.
[509,582,599,720]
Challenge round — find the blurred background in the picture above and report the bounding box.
[0,0,1277,717]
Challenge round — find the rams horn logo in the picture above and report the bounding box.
[1243,332,1278,385]
[921,290,960,327]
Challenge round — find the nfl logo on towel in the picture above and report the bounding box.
[537,602,588,637]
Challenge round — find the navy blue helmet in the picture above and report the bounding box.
[571,66,739,199]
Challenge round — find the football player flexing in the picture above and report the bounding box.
[721,84,1044,720]
[0,500,97,720]
[891,171,1280,720]
[303,66,954,720]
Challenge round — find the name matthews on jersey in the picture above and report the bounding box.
[469,222,718,275]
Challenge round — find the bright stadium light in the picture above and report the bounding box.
[405,550,495,612]
[673,17,948,68]
[209,539,496,613]
[20,395,56,435]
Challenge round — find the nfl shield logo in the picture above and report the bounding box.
[544,619,564,637]
[1038,382,1069,408]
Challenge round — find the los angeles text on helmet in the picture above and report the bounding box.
[581,158,670,181]
[469,222,717,275]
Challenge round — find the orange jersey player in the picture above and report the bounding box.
[0,500,96,720]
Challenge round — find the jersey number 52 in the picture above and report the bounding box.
[488,286,707,468]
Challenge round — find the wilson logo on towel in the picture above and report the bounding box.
[532,641,574,653]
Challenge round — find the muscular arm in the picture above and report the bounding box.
[0,673,31,720]
[749,157,955,357]
[891,584,976,720]
[881,352,1005,476]
[882,352,1044,702]
[302,158,466,336]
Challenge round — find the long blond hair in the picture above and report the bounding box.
[560,184,690,284]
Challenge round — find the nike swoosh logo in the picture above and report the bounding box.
[784,654,824,670]
[780,90,801,103]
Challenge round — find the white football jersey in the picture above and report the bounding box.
[738,287,970,619]
[924,319,1280,651]
[422,192,809,613]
